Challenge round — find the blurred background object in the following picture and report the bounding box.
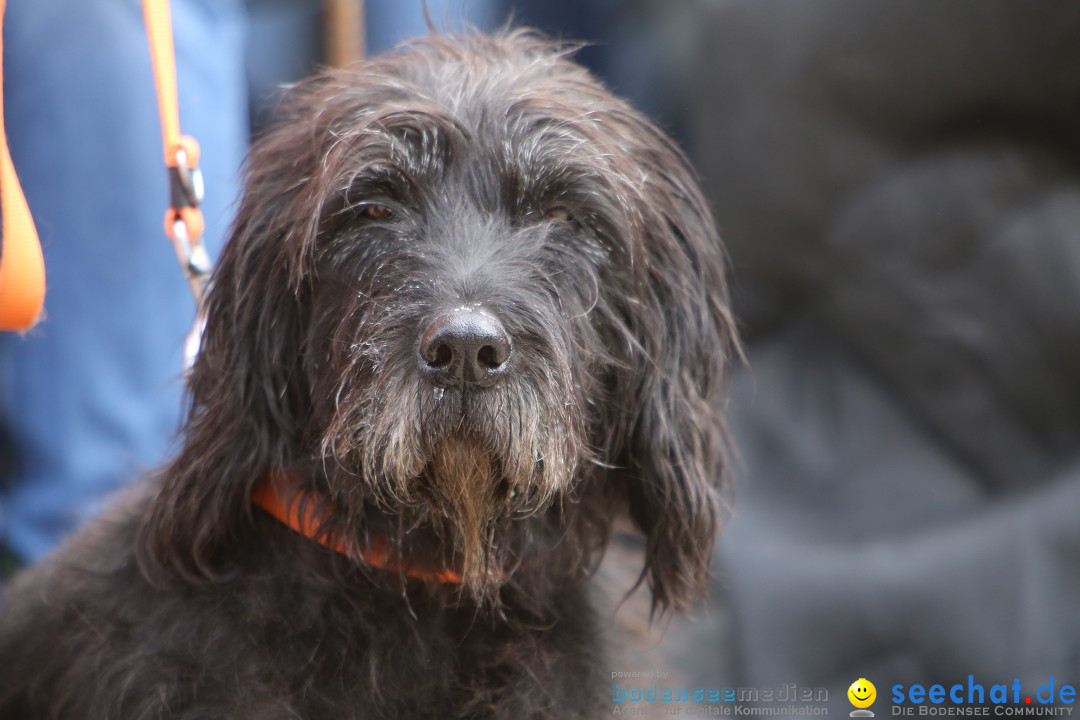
[4,0,1080,713]
[690,0,1080,711]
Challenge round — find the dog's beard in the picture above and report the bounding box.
[320,335,590,592]
[423,436,502,584]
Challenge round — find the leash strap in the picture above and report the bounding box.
[142,0,210,368]
[0,0,46,331]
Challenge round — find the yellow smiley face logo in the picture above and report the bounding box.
[848,679,876,708]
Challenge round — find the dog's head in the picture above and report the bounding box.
[147,31,737,613]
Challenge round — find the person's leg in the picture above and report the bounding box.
[0,0,248,566]
[366,0,500,53]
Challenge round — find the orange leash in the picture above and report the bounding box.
[142,0,211,367]
[0,0,46,331]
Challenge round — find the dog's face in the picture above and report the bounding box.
[157,32,736,612]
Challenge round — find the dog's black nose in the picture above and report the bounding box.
[419,308,512,387]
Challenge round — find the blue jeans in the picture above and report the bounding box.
[0,0,248,564]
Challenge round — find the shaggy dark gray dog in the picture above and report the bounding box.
[0,30,736,719]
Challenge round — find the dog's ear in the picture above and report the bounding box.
[610,121,739,616]
[139,91,334,581]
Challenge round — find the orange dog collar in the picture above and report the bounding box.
[251,474,466,585]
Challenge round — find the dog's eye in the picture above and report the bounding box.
[362,204,392,221]
[544,207,573,224]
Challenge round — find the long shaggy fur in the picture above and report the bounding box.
[0,30,737,719]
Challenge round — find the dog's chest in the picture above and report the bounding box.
[178,571,608,719]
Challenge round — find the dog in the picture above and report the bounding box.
[0,30,736,719]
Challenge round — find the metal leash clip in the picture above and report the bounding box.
[165,139,211,371]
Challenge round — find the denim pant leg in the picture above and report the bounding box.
[0,0,248,564]
[366,0,500,52]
